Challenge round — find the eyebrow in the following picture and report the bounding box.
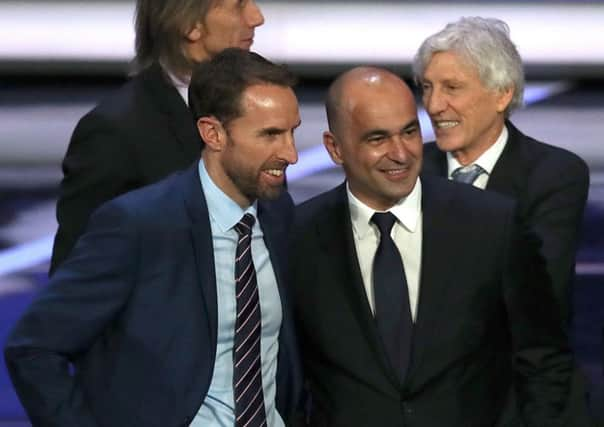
[402,119,420,132]
[360,118,420,140]
[429,77,465,86]
[256,119,302,137]
[360,129,389,140]
[257,127,285,137]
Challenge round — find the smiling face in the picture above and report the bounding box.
[200,83,300,207]
[324,70,423,211]
[421,51,513,165]
[186,0,265,62]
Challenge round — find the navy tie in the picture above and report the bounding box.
[451,164,485,185]
[233,214,267,427]
[371,212,413,382]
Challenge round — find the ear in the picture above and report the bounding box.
[323,131,344,165]
[197,117,225,152]
[495,86,514,113]
[186,20,204,42]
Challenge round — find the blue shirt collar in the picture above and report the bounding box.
[198,159,258,233]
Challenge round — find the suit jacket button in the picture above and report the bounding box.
[401,401,413,415]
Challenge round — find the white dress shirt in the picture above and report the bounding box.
[164,66,190,106]
[446,126,508,189]
[347,178,423,321]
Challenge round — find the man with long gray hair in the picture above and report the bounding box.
[416,16,592,426]
[50,0,265,273]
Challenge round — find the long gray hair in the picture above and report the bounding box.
[132,0,213,78]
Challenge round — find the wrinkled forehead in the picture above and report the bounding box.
[423,50,484,84]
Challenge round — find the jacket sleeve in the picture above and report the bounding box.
[51,111,137,274]
[4,201,139,427]
[523,154,589,324]
[502,208,573,427]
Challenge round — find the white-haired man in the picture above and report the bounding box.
[416,16,592,427]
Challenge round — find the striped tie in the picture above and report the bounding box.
[451,164,485,185]
[233,213,267,427]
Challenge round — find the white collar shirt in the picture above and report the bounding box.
[446,125,508,189]
[163,66,190,106]
[347,178,423,320]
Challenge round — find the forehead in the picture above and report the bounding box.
[239,84,297,113]
[424,51,481,82]
[348,85,416,128]
[229,83,299,129]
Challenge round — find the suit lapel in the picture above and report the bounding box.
[259,198,304,416]
[257,199,292,357]
[423,125,527,200]
[258,202,287,296]
[142,63,201,160]
[407,177,458,387]
[181,164,218,348]
[485,121,528,199]
[318,185,400,387]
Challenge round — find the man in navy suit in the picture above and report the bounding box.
[51,0,266,273]
[292,66,571,427]
[5,49,302,427]
[415,17,592,426]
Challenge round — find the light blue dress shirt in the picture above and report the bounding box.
[192,160,284,427]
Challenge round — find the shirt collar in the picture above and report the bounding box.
[198,159,258,234]
[161,63,190,106]
[347,177,422,239]
[447,125,508,178]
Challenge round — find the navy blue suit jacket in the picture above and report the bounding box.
[5,164,302,427]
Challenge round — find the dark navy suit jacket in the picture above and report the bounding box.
[292,177,572,427]
[5,164,302,427]
[422,120,589,324]
[422,121,592,426]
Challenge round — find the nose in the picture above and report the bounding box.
[246,0,265,28]
[424,87,446,116]
[281,134,298,165]
[387,136,410,163]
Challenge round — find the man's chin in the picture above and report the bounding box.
[257,184,285,201]
[435,137,464,153]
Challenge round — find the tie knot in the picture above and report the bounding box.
[371,212,397,236]
[234,213,255,237]
[451,164,485,185]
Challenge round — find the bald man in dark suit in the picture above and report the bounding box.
[291,66,572,427]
